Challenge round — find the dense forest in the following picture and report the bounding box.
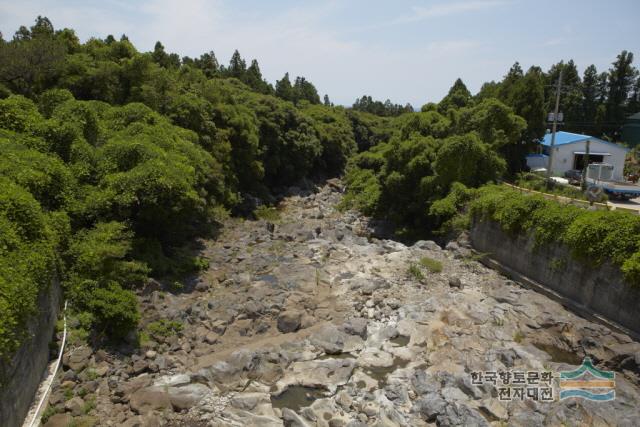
[342,52,640,236]
[0,17,392,357]
[0,16,638,358]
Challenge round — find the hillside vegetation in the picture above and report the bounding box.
[469,185,640,287]
[0,17,391,357]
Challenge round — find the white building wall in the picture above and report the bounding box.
[548,139,628,180]
[526,155,548,170]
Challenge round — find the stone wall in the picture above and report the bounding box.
[0,280,61,427]
[470,220,640,336]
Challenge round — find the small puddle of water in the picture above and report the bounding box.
[390,335,410,346]
[364,357,410,387]
[270,386,326,412]
[256,274,278,285]
[318,353,355,360]
[533,343,582,365]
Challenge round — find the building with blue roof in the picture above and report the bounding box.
[526,131,630,180]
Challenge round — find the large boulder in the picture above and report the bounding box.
[275,358,355,393]
[64,396,85,416]
[129,388,172,415]
[167,383,211,410]
[310,324,345,354]
[44,413,73,427]
[342,318,368,339]
[413,240,441,251]
[64,346,92,372]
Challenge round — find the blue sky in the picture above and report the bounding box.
[1,0,638,106]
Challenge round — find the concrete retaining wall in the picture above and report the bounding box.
[470,220,640,336]
[0,280,61,427]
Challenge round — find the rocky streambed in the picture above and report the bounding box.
[43,180,640,426]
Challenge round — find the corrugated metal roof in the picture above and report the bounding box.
[526,154,548,158]
[541,131,629,152]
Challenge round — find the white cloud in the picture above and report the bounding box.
[404,0,510,23]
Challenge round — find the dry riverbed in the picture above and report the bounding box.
[43,180,640,426]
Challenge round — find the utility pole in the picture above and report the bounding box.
[581,138,590,191]
[546,68,563,180]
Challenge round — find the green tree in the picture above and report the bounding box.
[194,51,219,77]
[293,76,321,104]
[275,72,294,102]
[514,67,545,138]
[228,49,247,79]
[582,64,600,128]
[498,62,524,101]
[438,78,472,112]
[546,60,583,132]
[0,17,66,96]
[245,59,271,94]
[606,50,637,132]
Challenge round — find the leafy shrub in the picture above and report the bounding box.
[515,172,601,201]
[0,141,76,210]
[254,205,280,222]
[419,257,443,273]
[471,185,640,286]
[0,178,57,359]
[67,221,148,287]
[407,263,424,281]
[146,319,183,339]
[67,279,139,337]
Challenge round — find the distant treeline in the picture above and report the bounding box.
[351,95,414,117]
[353,55,640,141]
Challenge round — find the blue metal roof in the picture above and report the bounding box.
[540,131,629,151]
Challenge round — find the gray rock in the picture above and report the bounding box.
[413,393,447,422]
[456,375,484,399]
[153,374,190,387]
[277,310,303,333]
[413,240,441,251]
[243,300,265,319]
[43,413,73,427]
[65,396,85,416]
[478,400,508,421]
[167,383,210,410]
[230,392,269,410]
[282,408,313,426]
[277,358,355,393]
[133,359,149,374]
[448,277,463,289]
[64,346,92,372]
[204,331,220,345]
[497,348,519,368]
[195,280,209,292]
[310,324,345,354]
[438,402,489,427]
[342,318,368,339]
[411,370,440,395]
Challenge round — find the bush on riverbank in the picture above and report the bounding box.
[470,185,640,286]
